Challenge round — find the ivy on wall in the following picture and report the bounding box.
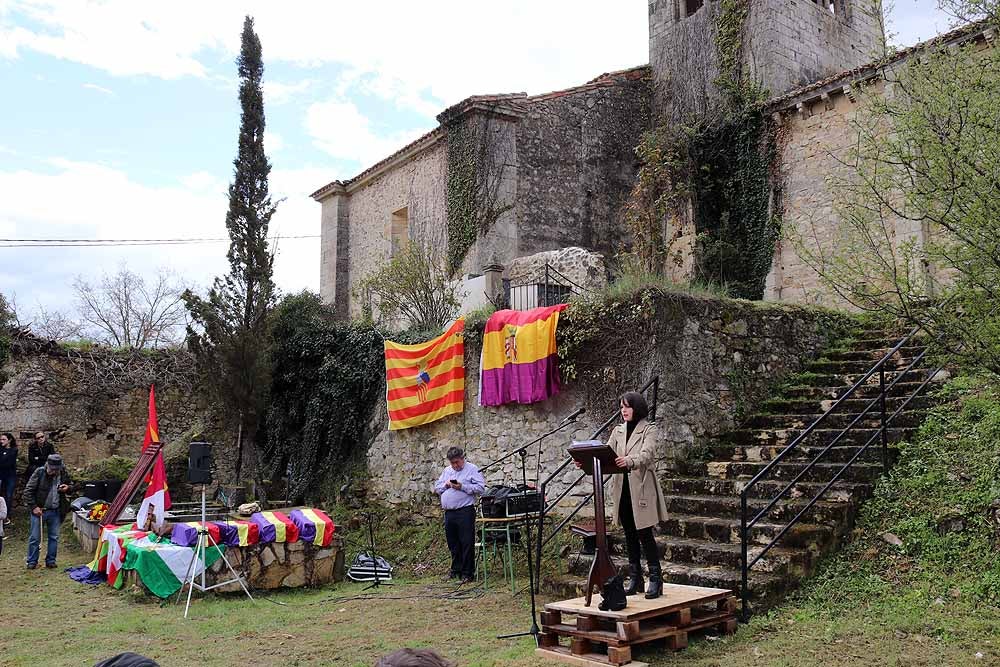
[263,292,384,501]
[444,109,514,274]
[624,0,780,299]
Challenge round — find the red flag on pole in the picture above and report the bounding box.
[136,385,170,529]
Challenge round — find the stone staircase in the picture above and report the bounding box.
[555,326,941,611]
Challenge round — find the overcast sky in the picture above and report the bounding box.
[0,0,954,326]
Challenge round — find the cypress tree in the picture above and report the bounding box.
[183,15,277,484]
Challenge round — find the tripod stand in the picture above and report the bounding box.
[479,416,582,644]
[362,511,392,591]
[176,485,254,618]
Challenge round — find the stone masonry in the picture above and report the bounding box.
[365,295,848,506]
[312,68,651,320]
[0,337,206,469]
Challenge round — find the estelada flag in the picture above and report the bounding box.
[479,304,567,406]
[135,384,171,530]
[384,318,465,430]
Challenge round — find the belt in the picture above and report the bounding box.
[444,505,475,512]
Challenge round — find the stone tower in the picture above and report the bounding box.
[648,0,885,113]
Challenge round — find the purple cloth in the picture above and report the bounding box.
[433,462,485,510]
[289,510,316,544]
[67,565,105,585]
[479,355,561,406]
[213,522,240,547]
[170,523,198,547]
[249,513,276,543]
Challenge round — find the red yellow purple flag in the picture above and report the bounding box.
[479,304,567,406]
[135,385,170,529]
[384,318,465,430]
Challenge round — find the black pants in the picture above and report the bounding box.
[444,505,476,578]
[619,476,660,569]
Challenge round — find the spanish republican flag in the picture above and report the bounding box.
[135,385,171,530]
[385,318,465,430]
[479,304,567,406]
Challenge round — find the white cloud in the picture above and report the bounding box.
[0,159,320,313]
[179,170,224,192]
[0,1,649,115]
[262,78,312,105]
[264,130,285,153]
[82,82,114,95]
[304,98,425,167]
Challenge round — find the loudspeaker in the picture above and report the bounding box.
[187,441,213,484]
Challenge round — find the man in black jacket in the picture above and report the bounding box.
[26,431,55,481]
[23,453,73,569]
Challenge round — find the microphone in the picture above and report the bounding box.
[559,407,586,425]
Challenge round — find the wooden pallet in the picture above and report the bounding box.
[536,584,738,666]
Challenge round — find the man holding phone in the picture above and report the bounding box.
[433,446,485,584]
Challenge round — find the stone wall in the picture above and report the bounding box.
[648,0,883,116]
[507,247,609,293]
[318,136,449,320]
[0,336,207,470]
[746,0,884,95]
[365,293,848,506]
[510,70,652,259]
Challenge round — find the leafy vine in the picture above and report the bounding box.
[623,0,779,299]
[444,108,515,274]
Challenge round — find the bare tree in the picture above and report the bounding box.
[73,265,188,349]
[27,302,84,343]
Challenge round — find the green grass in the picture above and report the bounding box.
[3,374,998,666]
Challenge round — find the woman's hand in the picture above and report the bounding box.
[614,456,629,469]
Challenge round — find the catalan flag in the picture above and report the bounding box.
[479,305,567,406]
[384,318,465,430]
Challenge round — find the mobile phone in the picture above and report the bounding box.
[450,479,458,484]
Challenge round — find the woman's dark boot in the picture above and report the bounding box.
[645,563,663,599]
[623,562,644,596]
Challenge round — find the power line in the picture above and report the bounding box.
[0,235,320,248]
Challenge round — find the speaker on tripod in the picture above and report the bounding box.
[188,441,213,484]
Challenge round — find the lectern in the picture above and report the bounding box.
[568,440,628,607]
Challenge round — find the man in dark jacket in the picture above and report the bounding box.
[26,431,55,481]
[23,453,73,569]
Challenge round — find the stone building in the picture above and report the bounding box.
[311,0,986,313]
[311,69,650,319]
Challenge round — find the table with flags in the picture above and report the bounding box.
[68,508,337,598]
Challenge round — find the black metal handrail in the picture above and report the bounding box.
[738,322,953,619]
[531,376,659,588]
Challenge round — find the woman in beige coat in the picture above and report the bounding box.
[607,391,668,598]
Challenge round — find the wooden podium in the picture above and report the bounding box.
[568,441,628,608]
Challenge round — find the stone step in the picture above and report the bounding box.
[746,409,926,430]
[724,426,916,449]
[782,380,931,400]
[660,476,874,504]
[803,359,930,375]
[758,395,934,416]
[658,513,833,549]
[664,493,856,526]
[702,442,899,466]
[788,369,930,387]
[682,459,885,485]
[824,345,927,362]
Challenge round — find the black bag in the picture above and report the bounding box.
[480,485,516,518]
[598,574,627,612]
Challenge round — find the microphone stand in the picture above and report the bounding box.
[480,418,581,645]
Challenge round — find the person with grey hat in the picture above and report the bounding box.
[22,453,73,569]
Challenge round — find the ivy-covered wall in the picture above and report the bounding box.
[365,291,850,505]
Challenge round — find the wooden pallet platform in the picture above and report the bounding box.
[537,584,738,666]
